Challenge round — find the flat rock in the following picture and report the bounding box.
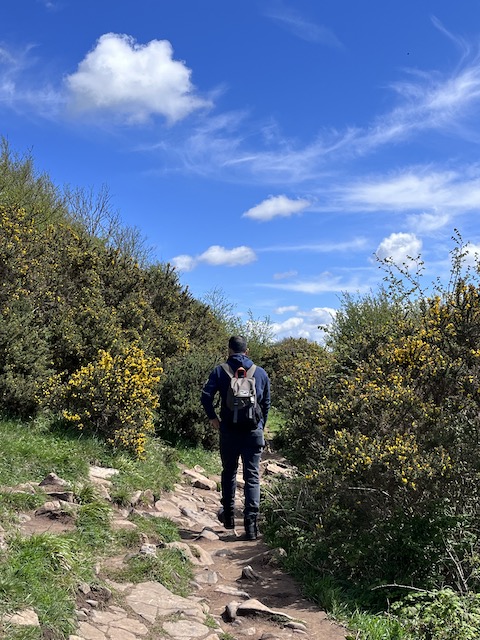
[4,608,40,626]
[166,541,214,566]
[183,469,217,491]
[178,506,220,529]
[195,527,220,541]
[194,569,218,585]
[89,466,119,481]
[216,585,250,598]
[125,581,203,623]
[90,608,149,636]
[237,599,295,622]
[162,619,212,638]
[111,518,137,531]
[153,499,182,518]
[45,490,75,502]
[35,500,63,516]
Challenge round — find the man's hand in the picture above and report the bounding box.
[209,418,220,430]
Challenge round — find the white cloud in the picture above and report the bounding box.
[266,8,344,48]
[407,210,451,233]
[464,243,480,267]
[326,167,480,216]
[65,33,210,123]
[200,245,256,266]
[170,254,196,272]
[171,245,257,271]
[275,305,299,314]
[375,233,422,264]
[271,306,336,342]
[263,272,370,294]
[261,237,368,253]
[243,195,310,222]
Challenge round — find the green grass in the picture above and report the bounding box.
[0,415,198,638]
[0,416,99,485]
[115,514,181,549]
[0,533,87,638]
[0,415,181,506]
[108,548,193,596]
[264,406,286,440]
[174,443,222,475]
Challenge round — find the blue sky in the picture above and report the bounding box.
[2,1,480,341]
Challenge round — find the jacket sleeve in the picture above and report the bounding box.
[201,368,220,420]
[260,371,271,425]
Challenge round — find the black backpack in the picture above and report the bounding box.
[221,363,261,426]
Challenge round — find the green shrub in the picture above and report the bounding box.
[264,257,480,603]
[393,589,480,640]
[156,349,220,449]
[48,344,162,457]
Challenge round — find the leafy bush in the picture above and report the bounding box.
[48,344,162,457]
[264,248,480,604]
[156,349,221,449]
[393,589,480,640]
[262,337,333,461]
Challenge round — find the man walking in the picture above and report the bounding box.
[201,336,270,540]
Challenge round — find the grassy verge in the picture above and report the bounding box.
[0,415,204,638]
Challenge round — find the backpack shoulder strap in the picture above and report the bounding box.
[246,364,257,378]
[220,363,234,378]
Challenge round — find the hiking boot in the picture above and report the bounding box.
[217,507,235,529]
[244,516,258,540]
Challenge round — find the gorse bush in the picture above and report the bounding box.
[262,337,333,460]
[156,349,221,449]
[0,142,226,455]
[264,243,480,606]
[47,344,162,457]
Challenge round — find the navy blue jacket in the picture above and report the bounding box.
[201,354,271,427]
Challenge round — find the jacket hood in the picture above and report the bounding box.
[227,353,254,372]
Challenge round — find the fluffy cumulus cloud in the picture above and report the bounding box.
[243,195,310,221]
[464,243,480,266]
[65,33,209,123]
[375,232,422,264]
[171,245,256,271]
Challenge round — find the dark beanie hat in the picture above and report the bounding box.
[228,335,247,353]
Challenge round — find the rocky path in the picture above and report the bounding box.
[2,456,349,640]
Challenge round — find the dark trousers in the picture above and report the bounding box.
[219,424,264,519]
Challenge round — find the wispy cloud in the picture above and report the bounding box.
[0,43,62,115]
[406,210,451,233]
[266,6,344,49]
[327,167,480,214]
[65,33,211,124]
[260,237,368,253]
[171,245,257,272]
[243,195,311,221]
[275,305,299,314]
[261,272,371,294]
[172,47,480,184]
[273,270,298,280]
